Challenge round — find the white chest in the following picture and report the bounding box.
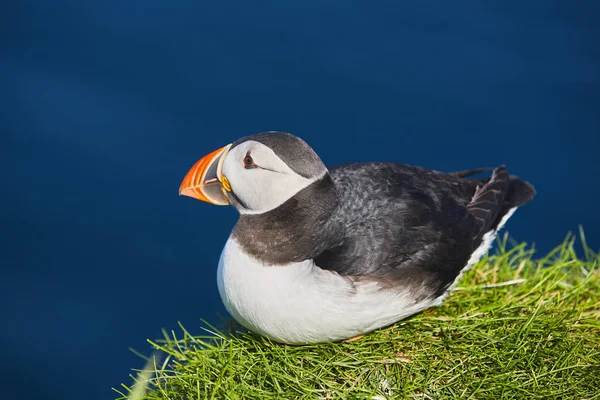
[216,238,432,344]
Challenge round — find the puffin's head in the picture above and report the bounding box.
[179,132,327,214]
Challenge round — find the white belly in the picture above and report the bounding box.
[217,238,434,344]
[216,207,517,344]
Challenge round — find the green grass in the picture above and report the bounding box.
[115,232,600,399]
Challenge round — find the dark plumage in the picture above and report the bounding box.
[232,134,535,301]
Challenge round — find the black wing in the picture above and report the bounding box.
[314,163,534,298]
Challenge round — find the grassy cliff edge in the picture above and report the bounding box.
[116,232,599,399]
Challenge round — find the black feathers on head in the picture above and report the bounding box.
[231,131,326,178]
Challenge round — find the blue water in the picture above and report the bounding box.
[2,1,599,399]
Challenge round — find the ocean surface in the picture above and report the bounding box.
[2,1,599,399]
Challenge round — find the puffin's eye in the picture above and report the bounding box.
[244,152,257,169]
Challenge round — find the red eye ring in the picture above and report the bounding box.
[243,152,257,169]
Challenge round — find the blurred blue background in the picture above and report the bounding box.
[2,1,599,399]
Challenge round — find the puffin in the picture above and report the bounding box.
[179,131,535,345]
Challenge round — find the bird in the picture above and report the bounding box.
[179,131,535,345]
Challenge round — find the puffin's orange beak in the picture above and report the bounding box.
[179,144,232,205]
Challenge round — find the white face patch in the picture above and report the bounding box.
[221,141,325,214]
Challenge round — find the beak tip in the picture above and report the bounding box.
[178,187,195,199]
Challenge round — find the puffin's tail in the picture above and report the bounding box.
[490,174,536,231]
[462,166,536,235]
